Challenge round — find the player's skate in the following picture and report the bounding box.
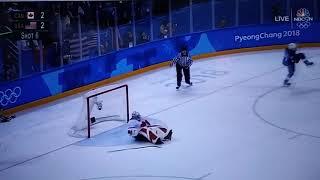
[176,85,180,90]
[155,138,164,145]
[164,129,173,140]
[304,60,314,66]
[283,79,291,86]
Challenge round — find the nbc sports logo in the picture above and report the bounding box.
[0,87,21,106]
[274,8,313,29]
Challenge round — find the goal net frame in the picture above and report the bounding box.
[85,84,129,138]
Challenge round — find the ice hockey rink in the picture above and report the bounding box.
[1,48,320,180]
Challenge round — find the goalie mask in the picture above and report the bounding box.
[131,111,141,120]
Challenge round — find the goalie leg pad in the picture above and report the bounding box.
[136,127,161,144]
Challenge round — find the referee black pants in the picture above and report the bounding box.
[176,63,191,86]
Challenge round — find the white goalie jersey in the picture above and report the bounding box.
[127,111,173,144]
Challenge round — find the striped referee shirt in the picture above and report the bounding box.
[172,53,193,68]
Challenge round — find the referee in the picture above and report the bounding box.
[170,47,193,89]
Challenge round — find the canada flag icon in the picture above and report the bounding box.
[27,12,34,19]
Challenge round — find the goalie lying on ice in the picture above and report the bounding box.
[127,111,173,144]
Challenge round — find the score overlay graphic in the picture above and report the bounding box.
[10,10,49,40]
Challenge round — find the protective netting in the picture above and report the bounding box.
[69,84,129,138]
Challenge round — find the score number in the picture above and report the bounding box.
[39,11,47,30]
[41,22,45,29]
[39,22,46,30]
[40,12,45,19]
[33,11,46,20]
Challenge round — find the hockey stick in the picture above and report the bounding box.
[107,145,161,153]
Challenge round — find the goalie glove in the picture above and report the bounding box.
[128,127,139,137]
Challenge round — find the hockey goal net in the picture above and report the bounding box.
[70,84,129,138]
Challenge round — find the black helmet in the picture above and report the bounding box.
[181,46,188,52]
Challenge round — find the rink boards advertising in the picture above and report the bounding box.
[1,22,320,111]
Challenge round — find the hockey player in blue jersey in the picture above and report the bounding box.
[282,43,314,86]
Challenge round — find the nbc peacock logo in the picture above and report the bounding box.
[294,8,313,29]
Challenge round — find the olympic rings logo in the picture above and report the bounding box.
[0,87,21,106]
[297,21,311,29]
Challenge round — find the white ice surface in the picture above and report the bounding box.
[0,48,320,180]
